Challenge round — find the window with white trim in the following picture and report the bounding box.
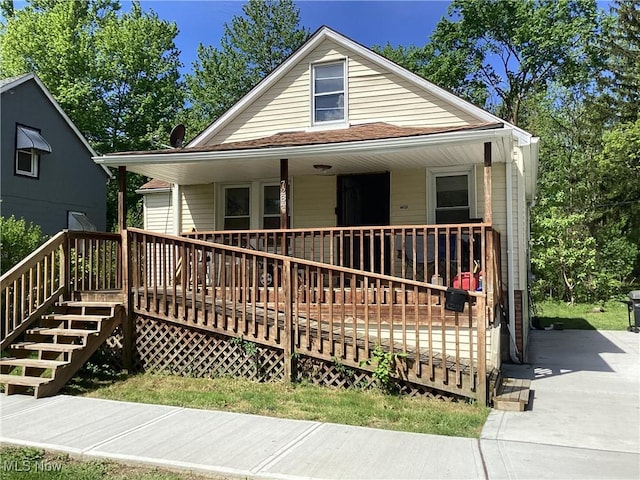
[222,182,289,230]
[262,184,281,229]
[435,174,471,224]
[223,185,250,230]
[15,125,51,178]
[312,62,345,124]
[16,148,39,177]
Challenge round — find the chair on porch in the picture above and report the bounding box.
[396,233,459,284]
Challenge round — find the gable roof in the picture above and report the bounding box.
[1,73,112,178]
[190,26,534,148]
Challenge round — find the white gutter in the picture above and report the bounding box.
[134,187,171,194]
[94,128,514,167]
[506,146,521,363]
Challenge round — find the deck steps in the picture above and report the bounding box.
[26,327,100,337]
[11,342,84,353]
[0,358,68,369]
[493,377,532,411]
[0,301,123,398]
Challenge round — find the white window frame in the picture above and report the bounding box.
[218,180,290,230]
[311,60,347,126]
[222,184,251,230]
[261,183,282,229]
[427,166,476,224]
[15,148,39,177]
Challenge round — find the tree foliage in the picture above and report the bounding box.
[186,0,309,134]
[0,216,45,273]
[0,0,184,230]
[599,0,640,124]
[377,0,605,125]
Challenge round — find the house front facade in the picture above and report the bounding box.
[96,27,539,365]
[1,73,110,235]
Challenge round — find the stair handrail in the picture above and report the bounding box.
[1,230,68,349]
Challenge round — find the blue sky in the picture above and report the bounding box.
[130,0,453,72]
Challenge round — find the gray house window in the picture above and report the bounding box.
[15,125,52,178]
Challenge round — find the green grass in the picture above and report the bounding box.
[0,446,220,479]
[73,374,489,438]
[535,299,631,330]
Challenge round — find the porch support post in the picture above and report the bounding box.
[279,159,289,229]
[280,159,290,256]
[483,142,493,390]
[483,142,492,224]
[118,166,134,371]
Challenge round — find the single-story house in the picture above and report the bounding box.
[95,26,539,370]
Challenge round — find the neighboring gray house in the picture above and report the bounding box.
[1,73,110,235]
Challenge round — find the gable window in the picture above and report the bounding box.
[435,174,471,224]
[224,186,251,230]
[15,125,52,178]
[313,62,345,124]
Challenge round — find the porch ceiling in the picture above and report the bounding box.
[94,125,514,186]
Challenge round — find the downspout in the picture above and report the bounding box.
[172,183,182,235]
[506,145,521,363]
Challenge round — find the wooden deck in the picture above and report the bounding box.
[133,285,481,398]
[1,226,500,404]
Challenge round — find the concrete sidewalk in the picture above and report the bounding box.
[1,394,485,479]
[1,330,638,479]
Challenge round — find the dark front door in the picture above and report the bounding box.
[337,172,390,273]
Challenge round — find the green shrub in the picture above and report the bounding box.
[0,216,45,273]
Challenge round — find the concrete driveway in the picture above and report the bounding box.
[481,329,640,479]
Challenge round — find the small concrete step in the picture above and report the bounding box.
[0,358,68,369]
[0,374,50,387]
[494,377,531,411]
[11,342,84,353]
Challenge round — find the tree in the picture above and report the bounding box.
[599,0,639,124]
[377,0,606,125]
[1,0,185,229]
[0,216,44,272]
[186,0,309,134]
[530,87,638,302]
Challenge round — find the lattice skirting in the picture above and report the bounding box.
[131,315,285,382]
[97,316,464,401]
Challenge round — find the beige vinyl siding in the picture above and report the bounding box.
[144,192,173,234]
[390,169,426,225]
[208,39,480,145]
[476,162,521,290]
[181,184,215,232]
[292,175,336,228]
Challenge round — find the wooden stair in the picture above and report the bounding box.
[493,377,532,411]
[0,301,123,398]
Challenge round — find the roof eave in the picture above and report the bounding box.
[95,127,515,167]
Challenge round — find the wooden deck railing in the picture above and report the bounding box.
[131,228,488,401]
[184,224,499,293]
[1,231,122,350]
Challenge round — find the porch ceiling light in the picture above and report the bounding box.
[313,164,332,173]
